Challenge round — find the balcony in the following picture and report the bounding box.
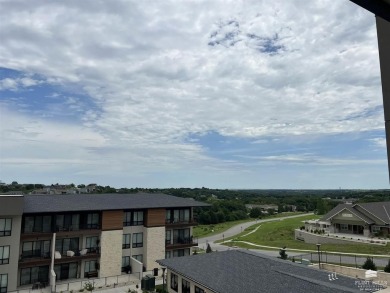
[21,224,100,239]
[165,218,198,228]
[19,250,99,268]
[166,237,198,249]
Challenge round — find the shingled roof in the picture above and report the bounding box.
[158,250,366,293]
[321,204,374,224]
[356,202,390,224]
[23,193,209,213]
[320,201,390,225]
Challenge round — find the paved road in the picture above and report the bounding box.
[198,213,314,252]
[198,213,390,267]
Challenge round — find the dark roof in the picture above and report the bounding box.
[158,250,364,293]
[23,193,209,213]
[321,201,390,224]
[355,202,390,224]
[321,204,374,224]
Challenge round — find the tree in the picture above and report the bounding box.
[384,259,390,273]
[206,243,212,253]
[279,247,288,260]
[267,208,275,216]
[362,257,377,271]
[250,208,262,218]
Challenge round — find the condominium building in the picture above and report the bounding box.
[0,193,207,292]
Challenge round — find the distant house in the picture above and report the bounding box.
[245,204,278,213]
[157,250,361,293]
[320,201,390,237]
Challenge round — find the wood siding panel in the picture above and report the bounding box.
[145,209,165,227]
[102,210,123,231]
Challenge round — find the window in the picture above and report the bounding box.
[173,229,190,244]
[0,247,9,265]
[0,274,7,293]
[340,224,348,231]
[55,214,79,231]
[84,260,97,277]
[86,236,98,253]
[55,238,79,255]
[0,219,11,237]
[166,209,191,223]
[132,254,143,263]
[122,256,130,272]
[20,266,49,285]
[22,240,50,259]
[54,263,77,280]
[165,251,171,259]
[123,211,144,226]
[373,226,381,233]
[166,230,172,245]
[123,212,132,226]
[123,234,131,249]
[195,286,205,293]
[172,249,190,258]
[132,233,143,248]
[24,216,52,233]
[133,211,144,225]
[86,213,99,229]
[170,273,178,291]
[182,279,190,293]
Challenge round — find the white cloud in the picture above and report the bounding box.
[0,0,387,187]
[370,137,387,148]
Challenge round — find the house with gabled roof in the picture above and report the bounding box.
[320,201,390,237]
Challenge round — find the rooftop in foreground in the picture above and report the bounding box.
[158,250,375,293]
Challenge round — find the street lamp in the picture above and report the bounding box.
[162,267,166,292]
[316,243,321,269]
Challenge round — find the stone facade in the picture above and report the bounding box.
[0,215,22,292]
[144,226,165,270]
[100,230,123,277]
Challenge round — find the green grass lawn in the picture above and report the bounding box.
[194,219,253,238]
[193,212,306,238]
[223,215,390,255]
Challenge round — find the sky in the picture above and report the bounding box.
[0,0,388,189]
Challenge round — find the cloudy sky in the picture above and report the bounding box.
[0,0,387,189]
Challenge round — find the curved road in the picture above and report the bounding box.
[198,213,390,267]
[198,213,314,253]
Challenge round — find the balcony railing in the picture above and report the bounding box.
[166,237,198,249]
[21,224,101,237]
[165,218,198,227]
[55,223,100,232]
[19,249,99,267]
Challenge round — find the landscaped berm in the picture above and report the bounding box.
[222,214,390,255]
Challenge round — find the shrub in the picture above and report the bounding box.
[84,282,95,292]
[362,257,377,271]
[279,247,288,260]
[384,259,390,273]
